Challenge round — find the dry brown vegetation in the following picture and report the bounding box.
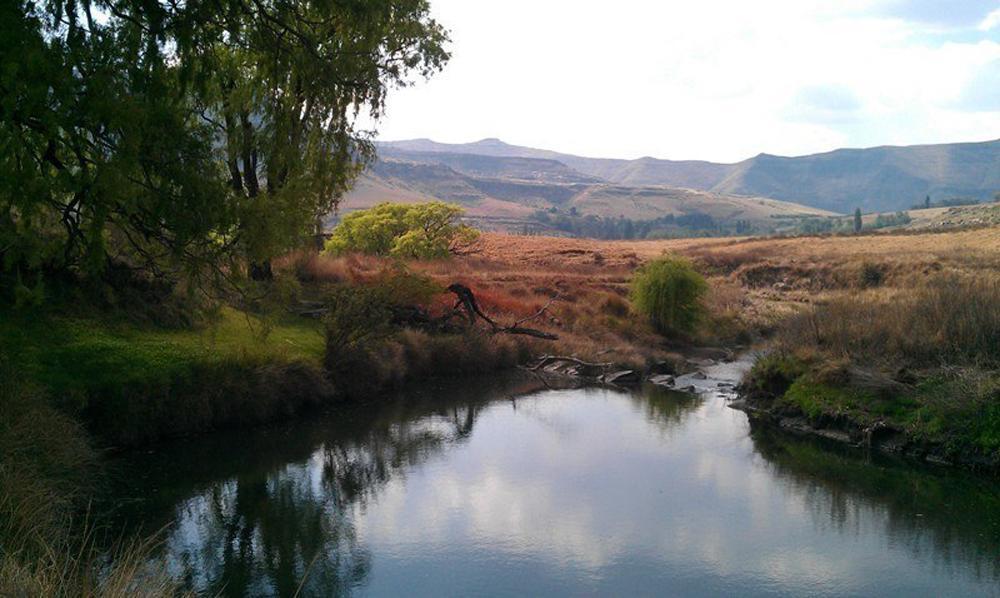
[286,226,1000,370]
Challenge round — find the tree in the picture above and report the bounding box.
[925,195,931,209]
[853,208,863,233]
[324,202,478,259]
[1,0,449,284]
[630,256,707,335]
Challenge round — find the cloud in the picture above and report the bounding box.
[956,59,1000,111]
[374,0,1000,162]
[875,0,1000,28]
[980,7,1000,31]
[786,86,863,124]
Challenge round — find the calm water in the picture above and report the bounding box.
[109,369,1000,597]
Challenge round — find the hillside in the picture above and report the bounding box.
[379,137,1000,214]
[337,156,832,234]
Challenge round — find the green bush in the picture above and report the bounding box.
[324,202,479,259]
[629,256,708,335]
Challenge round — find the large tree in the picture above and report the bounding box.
[0,0,448,283]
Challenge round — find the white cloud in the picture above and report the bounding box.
[980,7,1000,31]
[374,0,1000,161]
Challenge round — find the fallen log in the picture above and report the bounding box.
[528,355,613,372]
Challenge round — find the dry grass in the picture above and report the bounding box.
[288,226,1000,368]
[0,359,185,597]
[774,275,1000,369]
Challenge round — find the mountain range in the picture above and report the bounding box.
[335,137,999,233]
[375,138,1000,213]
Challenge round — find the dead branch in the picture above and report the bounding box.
[511,292,561,328]
[447,283,559,340]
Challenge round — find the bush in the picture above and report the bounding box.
[629,256,708,335]
[322,285,396,393]
[858,262,885,288]
[324,202,479,259]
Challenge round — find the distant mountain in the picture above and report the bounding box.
[377,148,602,184]
[378,138,1000,213]
[337,153,832,233]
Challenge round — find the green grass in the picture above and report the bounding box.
[0,307,328,445]
[781,379,876,421]
[1,307,324,397]
[745,355,1000,464]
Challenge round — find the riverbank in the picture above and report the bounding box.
[733,274,1000,472]
[455,228,1000,472]
[5,224,999,451]
[4,223,999,595]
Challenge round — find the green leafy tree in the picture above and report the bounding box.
[629,256,707,335]
[325,202,479,259]
[853,208,863,233]
[1,0,449,284]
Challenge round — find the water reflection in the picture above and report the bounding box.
[749,424,1000,583]
[110,375,1000,597]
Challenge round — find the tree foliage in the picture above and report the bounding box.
[324,202,478,259]
[0,0,449,284]
[630,256,707,335]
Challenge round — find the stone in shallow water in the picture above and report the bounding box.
[603,370,641,385]
[648,374,675,387]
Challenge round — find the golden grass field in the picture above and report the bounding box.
[297,225,1000,367]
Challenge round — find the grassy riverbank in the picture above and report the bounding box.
[1,292,536,446]
[741,275,1000,468]
[0,360,183,596]
[1,306,331,446]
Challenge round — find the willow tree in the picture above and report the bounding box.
[0,0,448,284]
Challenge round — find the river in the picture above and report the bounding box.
[108,362,1000,596]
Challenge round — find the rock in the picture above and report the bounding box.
[691,371,707,380]
[648,374,675,387]
[647,360,676,375]
[603,370,641,385]
[686,358,715,368]
[680,385,697,393]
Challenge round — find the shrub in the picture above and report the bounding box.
[629,256,708,335]
[371,265,444,307]
[742,353,809,402]
[858,262,885,288]
[323,285,396,391]
[324,202,479,259]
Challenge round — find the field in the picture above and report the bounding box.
[443,225,999,343]
[295,225,999,375]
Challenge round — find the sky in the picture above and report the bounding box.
[373,0,1000,163]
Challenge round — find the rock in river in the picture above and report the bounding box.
[603,370,641,386]
[648,374,676,387]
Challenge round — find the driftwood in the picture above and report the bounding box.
[527,355,614,372]
[447,283,559,340]
[526,355,615,380]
